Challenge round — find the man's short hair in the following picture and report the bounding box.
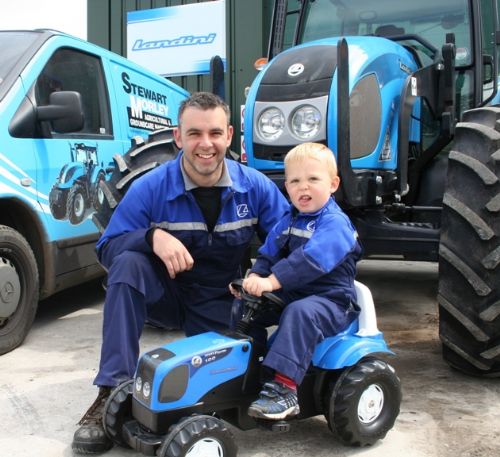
[285,142,338,179]
[178,92,231,126]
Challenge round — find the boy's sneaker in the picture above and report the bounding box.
[248,381,300,420]
[72,387,113,454]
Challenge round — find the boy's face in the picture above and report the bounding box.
[285,157,340,213]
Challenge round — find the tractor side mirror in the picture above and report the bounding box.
[483,54,494,85]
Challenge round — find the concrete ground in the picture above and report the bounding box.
[0,260,499,457]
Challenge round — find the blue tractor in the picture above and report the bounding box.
[103,279,401,456]
[242,0,500,377]
[49,142,107,224]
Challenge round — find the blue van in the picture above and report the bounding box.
[0,29,188,354]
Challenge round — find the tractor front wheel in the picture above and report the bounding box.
[102,379,133,448]
[157,415,237,457]
[67,183,87,225]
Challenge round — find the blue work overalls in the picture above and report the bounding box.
[249,198,363,385]
[94,153,288,387]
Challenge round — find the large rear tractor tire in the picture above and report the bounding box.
[439,106,500,376]
[92,128,179,232]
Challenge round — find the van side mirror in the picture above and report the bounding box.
[37,91,84,133]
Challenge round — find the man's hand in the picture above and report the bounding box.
[152,229,194,279]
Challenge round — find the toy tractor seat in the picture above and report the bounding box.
[353,280,381,337]
[311,281,390,370]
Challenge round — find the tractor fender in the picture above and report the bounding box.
[58,161,85,187]
[90,165,105,183]
[312,331,393,370]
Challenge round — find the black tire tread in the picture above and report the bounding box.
[103,380,133,448]
[438,106,500,376]
[326,358,401,447]
[0,225,39,354]
[92,127,179,232]
[158,415,237,457]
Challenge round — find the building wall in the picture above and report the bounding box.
[87,0,272,153]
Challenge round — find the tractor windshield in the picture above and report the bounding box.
[280,0,471,67]
[274,0,500,110]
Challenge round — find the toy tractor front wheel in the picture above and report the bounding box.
[102,379,133,449]
[325,358,401,446]
[157,415,237,457]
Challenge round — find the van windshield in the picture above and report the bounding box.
[0,31,41,95]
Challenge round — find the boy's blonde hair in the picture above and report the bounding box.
[284,142,338,179]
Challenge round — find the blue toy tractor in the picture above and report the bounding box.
[102,280,401,457]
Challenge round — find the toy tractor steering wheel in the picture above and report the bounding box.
[230,279,286,311]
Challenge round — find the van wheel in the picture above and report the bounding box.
[0,225,39,355]
[438,106,500,376]
[67,183,87,225]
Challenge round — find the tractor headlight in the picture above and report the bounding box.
[257,108,285,140]
[291,105,321,139]
[135,377,143,392]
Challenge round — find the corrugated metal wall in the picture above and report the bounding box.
[87,0,272,153]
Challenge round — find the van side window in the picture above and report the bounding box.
[35,48,112,136]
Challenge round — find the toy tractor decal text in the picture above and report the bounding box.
[122,72,173,131]
[49,143,107,225]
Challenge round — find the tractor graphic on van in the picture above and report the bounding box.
[49,143,107,225]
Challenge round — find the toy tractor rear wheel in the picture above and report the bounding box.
[438,106,500,376]
[157,415,237,457]
[102,379,133,449]
[92,128,179,232]
[325,358,401,446]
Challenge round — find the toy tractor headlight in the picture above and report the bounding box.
[143,381,151,399]
[291,105,321,139]
[257,107,285,140]
[135,376,143,392]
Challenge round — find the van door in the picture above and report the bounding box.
[27,47,126,275]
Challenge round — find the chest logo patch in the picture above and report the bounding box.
[306,221,316,232]
[237,204,249,218]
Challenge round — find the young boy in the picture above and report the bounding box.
[233,142,362,420]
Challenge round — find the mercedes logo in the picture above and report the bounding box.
[288,63,304,76]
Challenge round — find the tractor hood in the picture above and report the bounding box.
[254,36,417,104]
[256,43,337,102]
[244,36,419,171]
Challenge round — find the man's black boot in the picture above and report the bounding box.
[72,387,113,454]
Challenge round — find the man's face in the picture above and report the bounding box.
[174,106,233,186]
